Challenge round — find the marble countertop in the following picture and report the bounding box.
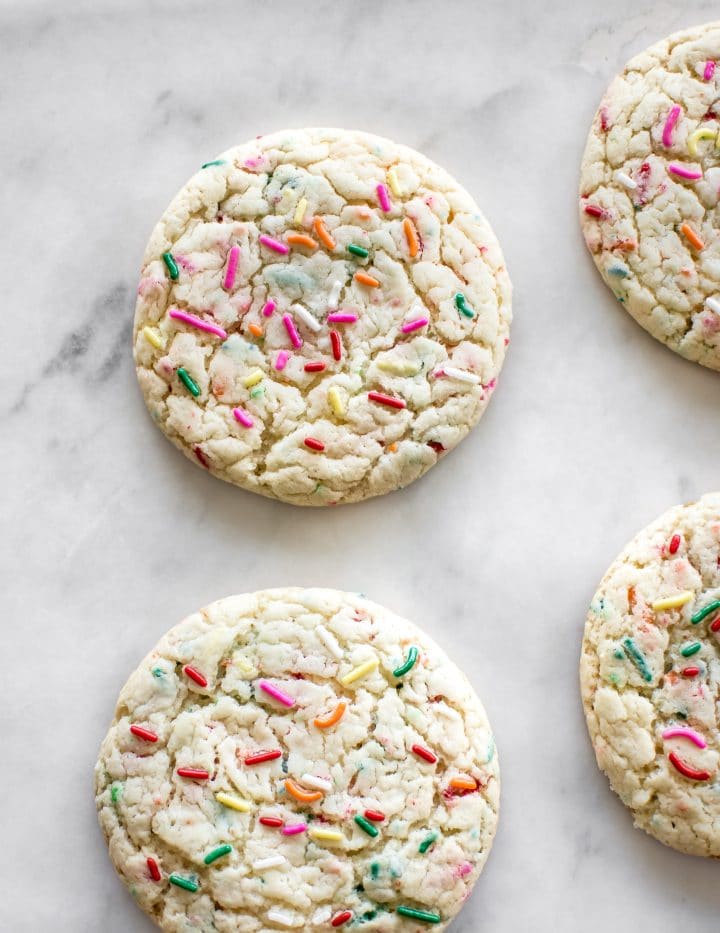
[3,0,720,929]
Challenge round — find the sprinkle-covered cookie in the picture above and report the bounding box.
[133,128,512,505]
[580,493,720,856]
[95,588,499,930]
[579,22,720,370]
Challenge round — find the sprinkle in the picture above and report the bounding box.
[652,591,693,612]
[348,244,370,258]
[449,776,478,792]
[662,105,682,147]
[201,159,225,168]
[110,783,122,803]
[662,726,707,749]
[162,252,179,279]
[393,646,419,678]
[328,280,343,308]
[223,246,240,290]
[706,297,720,314]
[258,679,295,708]
[376,183,392,212]
[378,358,420,377]
[442,366,481,384]
[454,293,475,318]
[688,127,717,157]
[680,222,705,251]
[253,855,287,871]
[403,217,420,257]
[183,665,208,687]
[364,809,385,822]
[330,331,342,362]
[248,323,263,337]
[314,217,336,250]
[680,641,701,657]
[354,815,379,837]
[204,844,232,865]
[584,204,604,217]
[614,170,637,190]
[340,657,379,686]
[292,303,322,333]
[331,910,353,927]
[130,724,158,742]
[387,167,401,196]
[233,407,254,428]
[245,749,282,766]
[259,816,284,827]
[314,701,347,729]
[304,361,326,373]
[241,369,263,389]
[282,822,308,836]
[309,828,345,845]
[622,638,653,682]
[258,234,288,254]
[268,908,298,926]
[326,386,345,419]
[355,271,380,288]
[146,857,162,881]
[396,907,441,924]
[262,299,276,318]
[316,623,343,658]
[327,312,358,323]
[287,233,318,250]
[285,778,323,803]
[668,533,681,554]
[368,390,406,410]
[169,873,198,892]
[419,832,438,854]
[668,751,711,782]
[275,349,291,370]
[177,367,200,397]
[282,314,303,348]
[668,163,702,180]
[301,773,333,793]
[691,600,720,625]
[142,326,166,350]
[294,197,307,225]
[412,744,438,764]
[216,792,252,812]
[402,316,428,334]
[704,60,716,81]
[169,309,228,340]
[177,768,210,780]
[304,437,325,451]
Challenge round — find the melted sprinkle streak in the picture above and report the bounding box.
[662,105,682,147]
[622,637,652,682]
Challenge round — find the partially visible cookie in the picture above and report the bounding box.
[133,127,512,505]
[579,22,720,370]
[95,588,499,930]
[580,493,720,856]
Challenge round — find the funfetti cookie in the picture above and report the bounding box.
[580,493,720,856]
[133,128,512,505]
[579,22,720,371]
[95,588,500,930]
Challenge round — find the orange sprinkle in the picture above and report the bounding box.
[287,233,318,251]
[248,323,263,337]
[680,222,705,251]
[313,701,347,729]
[387,443,398,453]
[449,776,478,792]
[354,271,380,288]
[313,217,336,250]
[284,778,323,803]
[403,217,419,257]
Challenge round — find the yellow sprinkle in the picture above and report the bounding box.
[687,127,717,157]
[328,386,345,418]
[340,657,379,686]
[308,828,344,844]
[377,358,420,377]
[387,167,401,197]
[216,792,252,812]
[142,326,166,350]
[651,591,694,612]
[242,369,264,388]
[294,196,308,225]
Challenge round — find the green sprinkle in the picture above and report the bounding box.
[162,251,179,280]
[393,646,419,679]
[169,873,199,892]
[348,244,369,258]
[396,906,441,923]
[680,641,701,657]
[454,293,475,318]
[201,159,226,168]
[110,782,123,804]
[613,648,625,660]
[370,861,380,879]
[418,832,438,854]
[608,265,629,278]
[250,386,264,398]
[354,815,379,838]
[177,367,200,397]
[203,844,232,865]
[151,667,165,679]
[622,637,653,682]
[691,600,720,625]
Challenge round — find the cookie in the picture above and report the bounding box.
[580,493,720,856]
[579,22,720,370]
[133,128,512,505]
[95,588,499,930]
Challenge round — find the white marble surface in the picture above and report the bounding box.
[2,0,720,929]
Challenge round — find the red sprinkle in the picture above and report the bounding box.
[331,911,353,927]
[304,361,326,373]
[711,616,720,632]
[681,666,700,677]
[245,749,282,766]
[146,857,162,882]
[183,665,208,687]
[193,445,210,469]
[364,809,386,822]
[368,391,406,410]
[304,437,325,451]
[177,768,210,780]
[584,204,604,217]
[668,751,711,782]
[427,441,445,453]
[669,534,681,554]
[130,724,158,743]
[330,330,342,361]
[411,743,438,764]
[259,816,284,828]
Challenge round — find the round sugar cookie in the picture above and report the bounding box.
[95,588,500,930]
[579,22,720,370]
[133,128,512,506]
[580,492,720,856]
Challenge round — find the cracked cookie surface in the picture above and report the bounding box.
[579,22,720,371]
[95,588,499,930]
[580,493,720,856]
[133,128,512,505]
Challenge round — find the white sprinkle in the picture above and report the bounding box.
[442,366,481,384]
[316,624,343,659]
[267,908,299,927]
[253,855,287,871]
[300,773,333,793]
[615,170,637,190]
[328,280,343,309]
[291,303,321,333]
[705,296,720,314]
[311,907,333,926]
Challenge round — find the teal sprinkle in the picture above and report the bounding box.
[151,667,165,678]
[201,159,226,168]
[622,637,653,682]
[267,267,314,290]
[486,736,495,763]
[613,648,625,659]
[250,386,264,398]
[370,861,380,879]
[608,265,629,278]
[680,641,701,657]
[691,599,720,625]
[418,832,438,854]
[162,251,179,280]
[110,782,123,804]
[454,292,475,318]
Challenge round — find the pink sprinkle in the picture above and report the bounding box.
[704,61,716,81]
[258,679,295,708]
[376,183,391,212]
[168,309,227,340]
[282,823,307,836]
[662,105,682,147]
[327,312,358,323]
[233,407,254,428]
[262,299,276,318]
[662,726,707,749]
[455,861,473,879]
[275,350,291,370]
[282,314,303,349]
[401,317,429,334]
[259,234,289,255]
[223,245,240,290]
[668,163,702,180]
